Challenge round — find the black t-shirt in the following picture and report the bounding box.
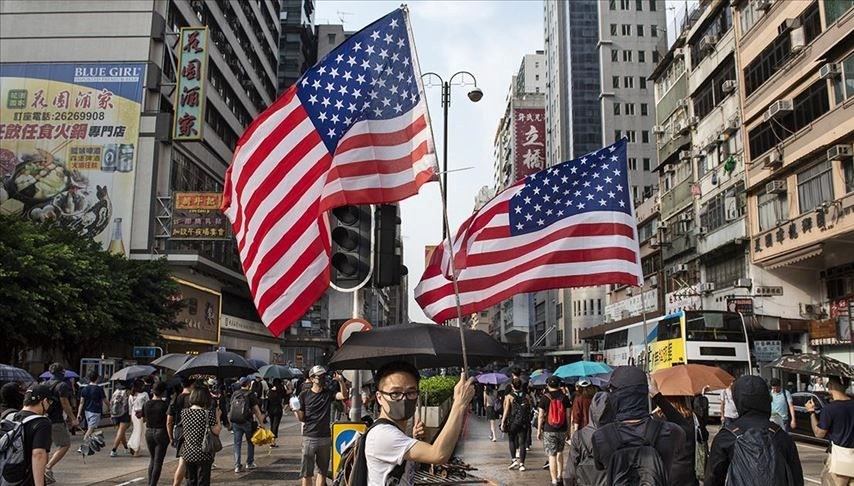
[538,391,572,433]
[144,399,169,429]
[299,388,335,438]
[13,410,52,486]
[267,386,286,413]
[169,392,192,426]
[818,398,854,448]
[45,379,71,423]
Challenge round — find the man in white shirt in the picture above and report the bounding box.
[365,362,475,486]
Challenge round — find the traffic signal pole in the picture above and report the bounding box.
[349,289,364,422]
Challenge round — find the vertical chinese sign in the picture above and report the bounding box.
[0,62,145,254]
[513,108,545,180]
[171,192,229,240]
[173,27,208,141]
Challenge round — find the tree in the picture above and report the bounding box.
[0,214,183,365]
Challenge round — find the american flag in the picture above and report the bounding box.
[415,139,643,322]
[222,8,436,336]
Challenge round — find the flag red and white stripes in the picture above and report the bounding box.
[415,139,642,323]
[222,8,436,336]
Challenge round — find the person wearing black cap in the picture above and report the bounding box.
[591,366,684,483]
[2,385,54,486]
[704,375,803,486]
[538,375,572,486]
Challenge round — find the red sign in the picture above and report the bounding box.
[337,318,372,347]
[513,108,545,180]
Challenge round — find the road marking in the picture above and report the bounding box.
[115,478,144,486]
[804,477,820,484]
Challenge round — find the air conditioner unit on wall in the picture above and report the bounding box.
[734,278,753,288]
[649,275,658,288]
[680,150,692,161]
[700,35,718,52]
[765,180,786,194]
[819,63,841,79]
[800,302,823,317]
[764,99,793,121]
[680,212,692,222]
[675,264,689,273]
[756,0,772,11]
[764,150,783,169]
[653,125,665,134]
[827,144,852,161]
[722,80,737,94]
[698,282,715,293]
[790,27,806,52]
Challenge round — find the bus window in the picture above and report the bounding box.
[686,312,746,342]
[657,316,682,340]
[605,329,628,349]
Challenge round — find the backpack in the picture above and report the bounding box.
[110,389,128,418]
[0,410,48,486]
[547,393,567,428]
[332,418,405,486]
[574,429,605,486]
[507,393,531,432]
[228,390,252,425]
[724,423,795,486]
[603,420,668,486]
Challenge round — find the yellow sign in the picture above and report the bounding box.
[332,422,367,477]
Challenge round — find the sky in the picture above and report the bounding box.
[313,1,694,323]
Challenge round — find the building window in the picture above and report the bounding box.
[614,102,621,115]
[842,52,854,99]
[649,0,657,11]
[613,76,620,89]
[637,24,645,36]
[797,160,834,213]
[826,0,854,25]
[615,129,622,141]
[758,190,789,231]
[636,0,644,10]
[611,23,618,36]
[623,50,633,62]
[627,130,637,142]
[639,77,647,89]
[622,24,632,36]
[641,103,648,116]
[692,56,736,120]
[651,25,658,37]
[642,130,650,143]
[612,50,619,62]
[629,157,637,170]
[638,50,646,63]
[652,50,660,63]
[844,156,854,194]
[748,80,830,160]
[624,76,635,88]
[610,0,617,10]
[690,4,733,67]
[701,181,745,231]
[625,103,635,115]
[638,218,659,241]
[643,157,651,170]
[622,0,631,9]
[705,251,745,289]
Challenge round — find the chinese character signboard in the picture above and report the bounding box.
[753,340,782,362]
[173,27,208,141]
[809,318,839,346]
[513,108,545,179]
[726,298,754,317]
[171,191,229,240]
[161,278,221,345]
[0,63,145,255]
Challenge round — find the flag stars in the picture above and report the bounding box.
[370,31,380,41]
[321,97,331,107]
[524,196,532,205]
[533,187,541,195]
[613,169,621,176]
[312,79,321,90]
[343,71,353,81]
[334,99,344,110]
[516,223,524,230]
[330,114,340,124]
[619,200,626,207]
[525,213,533,221]
[327,128,336,137]
[537,219,545,226]
[586,194,594,201]
[514,206,522,214]
[608,191,615,199]
[599,199,607,206]
[397,38,405,48]
[595,185,603,192]
[379,49,389,59]
[384,33,394,44]
[330,67,339,78]
[366,45,376,55]
[325,82,335,93]
[347,56,357,67]
[389,18,399,28]
[534,204,542,212]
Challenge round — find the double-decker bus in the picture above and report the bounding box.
[603,310,750,379]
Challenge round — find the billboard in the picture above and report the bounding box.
[0,62,145,255]
[162,278,221,345]
[171,191,229,240]
[513,108,545,179]
[173,27,209,141]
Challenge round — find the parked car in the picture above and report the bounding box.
[791,391,832,444]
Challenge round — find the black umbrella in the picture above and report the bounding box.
[766,353,854,378]
[175,351,257,379]
[257,364,299,380]
[328,322,511,370]
[110,365,156,381]
[247,358,268,369]
[151,353,193,371]
[0,364,35,384]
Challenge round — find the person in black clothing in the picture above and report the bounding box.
[592,366,685,481]
[704,375,804,486]
[43,363,76,484]
[1,381,24,415]
[167,376,193,486]
[650,391,704,486]
[143,382,170,486]
[502,379,532,472]
[3,384,54,486]
[267,378,285,447]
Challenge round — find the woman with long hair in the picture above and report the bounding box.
[180,386,222,486]
[110,381,131,457]
[128,379,150,456]
[501,379,532,472]
[143,382,169,486]
[484,384,499,442]
[652,392,706,486]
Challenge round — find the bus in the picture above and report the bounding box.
[603,310,751,399]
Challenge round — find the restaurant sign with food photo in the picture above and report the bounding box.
[0,62,146,255]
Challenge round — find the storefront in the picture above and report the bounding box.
[160,278,221,354]
[219,314,284,364]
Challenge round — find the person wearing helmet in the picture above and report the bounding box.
[296,365,348,486]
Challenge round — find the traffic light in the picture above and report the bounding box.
[330,205,372,289]
[374,204,406,288]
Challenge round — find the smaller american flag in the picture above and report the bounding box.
[415,139,643,323]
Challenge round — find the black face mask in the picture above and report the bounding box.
[384,397,417,421]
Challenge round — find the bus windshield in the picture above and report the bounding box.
[685,312,746,342]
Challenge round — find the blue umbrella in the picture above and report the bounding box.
[588,371,613,388]
[246,358,268,369]
[476,372,510,385]
[0,364,35,383]
[554,361,612,378]
[529,371,554,387]
[39,370,79,380]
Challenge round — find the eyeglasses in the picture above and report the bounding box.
[378,390,419,401]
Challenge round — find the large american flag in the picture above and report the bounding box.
[415,139,643,322]
[222,8,436,336]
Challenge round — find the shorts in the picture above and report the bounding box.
[84,411,101,429]
[52,422,71,448]
[300,436,332,478]
[486,408,498,420]
[543,431,566,456]
[113,413,131,424]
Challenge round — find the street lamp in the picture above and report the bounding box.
[421,71,482,240]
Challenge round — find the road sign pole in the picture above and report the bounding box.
[349,290,363,422]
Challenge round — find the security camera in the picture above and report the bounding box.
[467,87,483,102]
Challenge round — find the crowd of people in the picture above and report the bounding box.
[1,361,853,486]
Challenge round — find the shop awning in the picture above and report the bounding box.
[763,244,823,270]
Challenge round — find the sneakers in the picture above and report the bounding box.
[110,450,118,457]
[518,464,526,471]
[44,468,56,485]
[491,437,497,442]
[234,465,243,473]
[508,459,519,470]
[543,462,550,470]
[246,463,257,470]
